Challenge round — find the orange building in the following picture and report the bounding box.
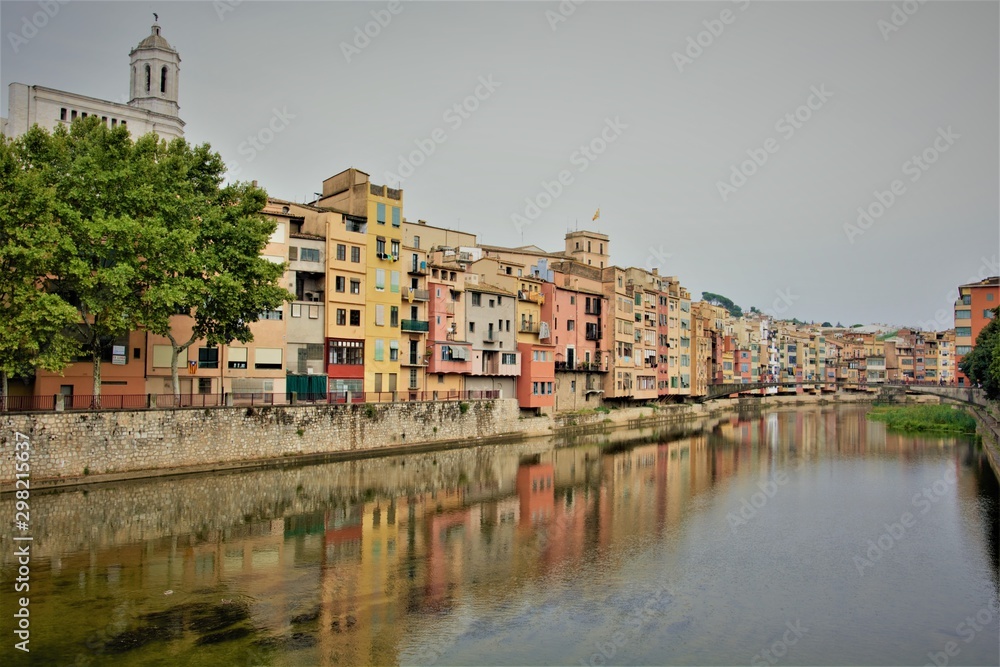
[954,276,999,385]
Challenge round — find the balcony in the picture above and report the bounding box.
[408,261,428,276]
[481,331,499,343]
[401,319,429,333]
[401,356,429,368]
[445,302,456,316]
[519,321,540,334]
[402,287,429,302]
[586,328,602,341]
[555,361,608,373]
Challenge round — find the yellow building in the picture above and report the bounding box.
[316,168,405,394]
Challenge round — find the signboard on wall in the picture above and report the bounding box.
[112,345,126,365]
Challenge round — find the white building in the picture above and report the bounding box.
[2,22,184,140]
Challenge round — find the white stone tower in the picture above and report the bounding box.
[128,20,180,118]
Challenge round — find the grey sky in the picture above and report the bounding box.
[2,1,997,328]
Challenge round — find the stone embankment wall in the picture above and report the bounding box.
[0,399,519,487]
[0,390,921,490]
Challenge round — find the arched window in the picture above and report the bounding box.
[145,65,151,92]
[161,67,168,93]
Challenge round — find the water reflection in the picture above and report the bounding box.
[1,405,997,666]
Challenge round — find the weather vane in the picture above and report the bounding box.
[153,12,158,22]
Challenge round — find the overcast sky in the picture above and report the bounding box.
[2,1,997,328]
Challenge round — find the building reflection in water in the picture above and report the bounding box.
[0,406,994,665]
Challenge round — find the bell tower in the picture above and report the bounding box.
[128,20,180,118]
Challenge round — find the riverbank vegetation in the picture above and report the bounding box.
[867,404,977,434]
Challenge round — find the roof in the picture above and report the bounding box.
[959,276,999,289]
[468,281,515,297]
[134,25,176,52]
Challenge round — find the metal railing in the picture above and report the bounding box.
[0,389,502,414]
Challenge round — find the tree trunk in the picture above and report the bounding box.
[1,370,8,413]
[171,346,181,397]
[92,345,102,408]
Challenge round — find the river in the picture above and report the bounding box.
[1,404,997,666]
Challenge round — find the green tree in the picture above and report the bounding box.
[8,119,291,401]
[136,140,291,394]
[821,321,832,327]
[959,308,1000,399]
[0,134,80,406]
[702,291,743,318]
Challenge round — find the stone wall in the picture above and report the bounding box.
[0,399,520,486]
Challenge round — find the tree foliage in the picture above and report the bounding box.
[0,134,80,402]
[959,308,1000,399]
[0,119,291,398]
[702,291,743,318]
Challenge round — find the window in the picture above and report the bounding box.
[377,202,386,224]
[337,309,347,326]
[469,322,476,333]
[198,378,212,394]
[988,293,995,301]
[152,345,173,368]
[374,339,385,361]
[986,309,996,319]
[389,340,399,361]
[957,345,972,355]
[351,246,361,263]
[336,244,346,261]
[472,293,482,306]
[289,247,298,261]
[328,340,363,365]
[375,305,385,326]
[255,347,283,369]
[390,271,400,293]
[955,327,972,337]
[350,279,361,295]
[376,237,386,255]
[489,299,495,308]
[161,66,168,93]
[335,276,346,293]
[350,310,361,326]
[291,303,302,318]
[391,240,400,257]
[299,247,321,262]
[413,235,420,249]
[567,320,575,331]
[375,269,386,291]
[390,306,399,327]
[309,305,319,319]
[259,309,283,320]
[570,296,575,305]
[502,353,517,365]
[228,347,248,369]
[392,207,401,227]
[145,64,151,92]
[956,310,971,319]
